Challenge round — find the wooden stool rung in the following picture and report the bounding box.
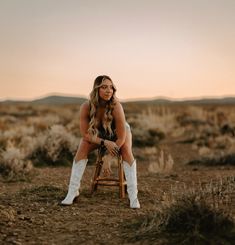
[96,177,122,182]
[94,181,120,186]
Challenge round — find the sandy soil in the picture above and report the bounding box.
[1,140,235,245]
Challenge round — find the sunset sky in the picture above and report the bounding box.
[0,0,235,101]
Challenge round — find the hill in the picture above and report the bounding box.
[1,95,235,105]
[0,95,87,105]
[124,96,235,105]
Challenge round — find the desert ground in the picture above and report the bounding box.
[0,102,235,244]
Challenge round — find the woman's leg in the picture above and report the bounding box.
[75,138,98,161]
[121,125,140,208]
[120,127,134,164]
[61,139,98,205]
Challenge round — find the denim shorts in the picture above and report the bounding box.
[125,122,131,132]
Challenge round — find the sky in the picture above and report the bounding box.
[0,0,235,101]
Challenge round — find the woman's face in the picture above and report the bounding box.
[98,79,114,101]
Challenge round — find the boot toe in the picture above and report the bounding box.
[61,191,79,205]
[130,198,140,209]
[61,197,73,205]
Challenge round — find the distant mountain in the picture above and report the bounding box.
[181,97,235,105]
[0,95,87,105]
[1,95,235,105]
[124,97,235,105]
[31,95,87,105]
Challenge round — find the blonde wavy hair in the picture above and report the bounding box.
[88,75,117,138]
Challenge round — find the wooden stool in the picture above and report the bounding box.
[91,147,127,198]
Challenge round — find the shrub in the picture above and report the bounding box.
[0,145,33,181]
[1,126,35,149]
[138,107,177,134]
[132,127,164,147]
[29,125,79,166]
[188,153,235,166]
[125,195,235,244]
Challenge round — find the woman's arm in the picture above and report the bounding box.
[113,101,126,148]
[80,101,101,144]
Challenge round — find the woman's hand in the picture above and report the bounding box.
[104,140,120,157]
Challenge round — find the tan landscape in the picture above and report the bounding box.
[0,98,235,244]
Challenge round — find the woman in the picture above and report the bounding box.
[61,75,140,208]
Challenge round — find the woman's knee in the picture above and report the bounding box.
[75,139,96,161]
[121,144,134,162]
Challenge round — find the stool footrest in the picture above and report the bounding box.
[96,177,121,182]
[94,180,126,186]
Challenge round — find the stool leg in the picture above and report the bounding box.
[91,155,103,194]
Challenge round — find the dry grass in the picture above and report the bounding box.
[148,149,174,174]
[1,103,235,178]
[135,106,177,134]
[124,176,235,244]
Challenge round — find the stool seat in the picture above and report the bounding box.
[91,147,127,198]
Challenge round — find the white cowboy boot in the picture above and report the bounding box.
[123,160,140,209]
[61,159,88,205]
